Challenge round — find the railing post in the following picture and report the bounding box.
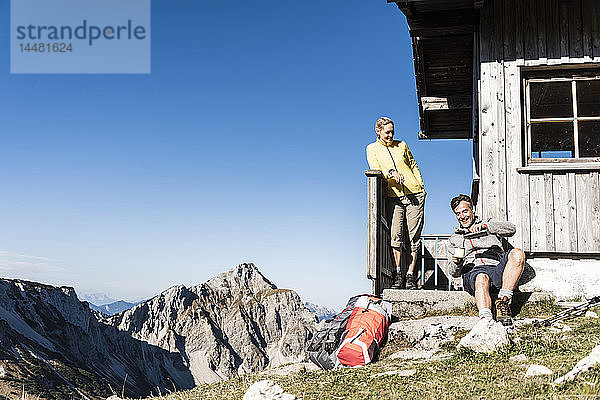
[366,170,396,296]
[366,170,383,296]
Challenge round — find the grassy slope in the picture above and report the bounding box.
[154,304,600,400]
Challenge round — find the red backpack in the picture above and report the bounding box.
[335,295,390,367]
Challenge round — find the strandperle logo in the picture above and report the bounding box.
[11,0,151,74]
[15,20,147,46]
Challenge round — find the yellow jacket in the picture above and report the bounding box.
[366,140,425,197]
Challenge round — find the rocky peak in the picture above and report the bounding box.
[205,262,276,296]
[0,263,316,397]
[111,263,316,384]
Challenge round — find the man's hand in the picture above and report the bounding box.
[390,170,404,184]
[469,223,487,233]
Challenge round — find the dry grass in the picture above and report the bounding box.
[150,316,600,400]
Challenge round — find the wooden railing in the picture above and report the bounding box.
[366,170,461,295]
[366,170,403,295]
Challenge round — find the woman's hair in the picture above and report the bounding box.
[375,117,394,134]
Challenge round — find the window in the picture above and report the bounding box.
[524,74,600,163]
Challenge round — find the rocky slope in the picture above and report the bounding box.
[0,279,193,399]
[0,263,316,399]
[109,263,317,385]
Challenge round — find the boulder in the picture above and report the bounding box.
[509,354,527,363]
[389,316,479,351]
[555,345,600,384]
[525,364,553,377]
[243,380,297,400]
[457,318,510,353]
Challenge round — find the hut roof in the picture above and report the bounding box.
[389,0,482,139]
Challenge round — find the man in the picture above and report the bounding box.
[447,194,525,326]
[366,117,426,290]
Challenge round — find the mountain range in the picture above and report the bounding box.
[0,263,317,399]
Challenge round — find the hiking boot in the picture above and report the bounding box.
[495,296,513,326]
[405,273,417,290]
[391,274,405,289]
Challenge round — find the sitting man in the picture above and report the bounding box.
[447,194,525,326]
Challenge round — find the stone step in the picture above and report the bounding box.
[383,289,553,320]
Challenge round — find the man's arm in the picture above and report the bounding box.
[445,237,463,278]
[485,220,516,237]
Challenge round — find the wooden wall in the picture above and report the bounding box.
[477,0,600,253]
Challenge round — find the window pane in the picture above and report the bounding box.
[579,121,600,158]
[530,122,574,158]
[530,81,573,118]
[577,80,600,117]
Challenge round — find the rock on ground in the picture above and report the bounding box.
[457,318,510,353]
[389,316,479,351]
[243,380,297,400]
[549,322,572,333]
[525,364,553,377]
[555,345,600,384]
[509,354,528,363]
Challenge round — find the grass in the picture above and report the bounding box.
[151,316,600,400]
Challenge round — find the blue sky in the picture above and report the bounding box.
[0,0,472,309]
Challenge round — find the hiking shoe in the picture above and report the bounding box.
[391,275,405,289]
[405,273,417,290]
[495,296,512,326]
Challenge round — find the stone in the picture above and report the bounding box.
[585,311,598,319]
[509,354,528,363]
[389,316,479,351]
[555,345,600,384]
[525,364,553,377]
[383,290,472,319]
[373,369,417,377]
[457,318,510,353]
[549,322,572,333]
[243,380,296,400]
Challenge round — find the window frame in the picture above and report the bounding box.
[524,74,600,165]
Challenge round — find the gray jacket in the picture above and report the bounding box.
[446,218,516,278]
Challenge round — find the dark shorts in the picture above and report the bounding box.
[462,251,510,296]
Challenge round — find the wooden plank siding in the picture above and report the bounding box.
[477,0,600,254]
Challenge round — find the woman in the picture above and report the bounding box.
[366,116,426,289]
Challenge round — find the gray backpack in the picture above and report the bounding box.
[306,295,361,369]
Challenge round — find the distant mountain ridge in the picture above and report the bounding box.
[87,300,140,315]
[80,292,117,306]
[304,302,337,321]
[0,263,317,398]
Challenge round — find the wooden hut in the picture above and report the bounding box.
[368,0,600,298]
